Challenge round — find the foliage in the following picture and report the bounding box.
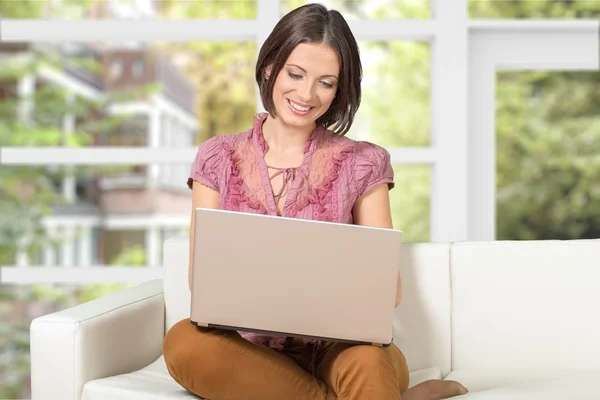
[76,246,144,303]
[390,165,431,240]
[156,0,258,142]
[158,0,257,19]
[358,39,431,241]
[0,0,97,18]
[360,41,430,148]
[0,2,153,398]
[496,71,600,240]
[471,1,600,240]
[470,0,600,19]
[0,0,47,18]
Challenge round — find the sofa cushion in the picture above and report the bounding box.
[450,239,600,371]
[82,356,197,400]
[163,236,192,332]
[82,356,441,400]
[444,369,600,399]
[393,243,452,377]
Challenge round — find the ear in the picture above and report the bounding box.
[265,65,272,80]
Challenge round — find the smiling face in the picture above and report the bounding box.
[268,42,340,130]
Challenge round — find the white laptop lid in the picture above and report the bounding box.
[190,208,402,346]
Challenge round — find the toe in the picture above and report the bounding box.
[447,380,468,396]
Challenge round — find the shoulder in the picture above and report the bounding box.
[188,130,251,190]
[353,140,391,167]
[319,131,394,197]
[193,130,251,177]
[195,129,251,160]
[317,130,391,167]
[200,129,250,149]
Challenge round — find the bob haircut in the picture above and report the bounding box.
[255,3,362,136]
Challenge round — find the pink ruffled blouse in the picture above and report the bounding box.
[187,112,395,367]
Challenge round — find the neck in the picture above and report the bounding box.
[261,114,315,154]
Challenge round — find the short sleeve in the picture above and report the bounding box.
[187,135,224,191]
[353,141,395,197]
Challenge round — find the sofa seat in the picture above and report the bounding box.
[81,355,443,400]
[82,356,195,400]
[444,369,600,399]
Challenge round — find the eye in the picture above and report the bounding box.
[320,81,334,89]
[288,72,302,80]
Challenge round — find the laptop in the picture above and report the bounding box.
[190,208,402,347]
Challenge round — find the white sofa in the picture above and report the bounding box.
[30,236,600,400]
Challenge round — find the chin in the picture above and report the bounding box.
[282,114,314,128]
[279,103,323,128]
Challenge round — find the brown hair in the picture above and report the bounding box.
[255,3,362,136]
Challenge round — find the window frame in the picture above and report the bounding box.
[467,20,599,240]
[1,1,599,283]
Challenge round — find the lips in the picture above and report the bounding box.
[288,99,312,110]
[287,99,314,116]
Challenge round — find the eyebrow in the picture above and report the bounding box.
[286,64,338,80]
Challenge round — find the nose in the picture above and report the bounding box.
[297,80,315,102]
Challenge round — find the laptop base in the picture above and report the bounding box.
[190,319,392,348]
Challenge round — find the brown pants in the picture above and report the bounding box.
[163,318,410,400]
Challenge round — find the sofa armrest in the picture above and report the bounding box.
[30,279,165,400]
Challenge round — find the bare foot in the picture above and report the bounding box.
[402,379,468,400]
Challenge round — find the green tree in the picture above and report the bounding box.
[0,1,156,396]
[0,0,255,396]
[77,245,144,303]
[472,0,600,240]
[157,0,258,141]
[470,0,600,19]
[329,0,600,241]
[496,71,600,240]
[357,38,431,241]
[0,2,89,397]
[324,0,432,241]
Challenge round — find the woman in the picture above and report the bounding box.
[163,4,468,400]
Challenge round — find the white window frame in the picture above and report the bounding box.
[468,20,599,240]
[1,0,599,283]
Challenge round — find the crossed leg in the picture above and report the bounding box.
[163,319,336,400]
[164,319,468,400]
[315,341,468,400]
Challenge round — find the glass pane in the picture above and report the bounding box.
[281,0,430,19]
[0,0,257,19]
[0,38,252,266]
[348,41,430,147]
[0,282,134,398]
[470,0,600,19]
[0,40,257,147]
[496,71,600,240]
[0,164,190,267]
[391,164,431,242]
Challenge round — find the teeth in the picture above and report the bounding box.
[289,100,311,112]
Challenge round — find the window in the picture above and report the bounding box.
[132,58,145,77]
[467,4,600,239]
[109,58,123,80]
[1,1,599,396]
